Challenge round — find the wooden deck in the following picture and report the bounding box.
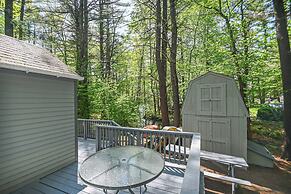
[12,138,186,194]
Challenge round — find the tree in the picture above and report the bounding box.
[99,0,105,78]
[75,0,90,119]
[273,0,291,160]
[18,0,25,39]
[4,0,13,36]
[156,0,169,126]
[170,0,180,127]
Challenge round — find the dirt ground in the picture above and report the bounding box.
[202,158,291,194]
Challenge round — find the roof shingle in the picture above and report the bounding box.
[0,35,83,80]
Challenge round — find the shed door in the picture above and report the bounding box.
[197,83,226,116]
[196,117,230,154]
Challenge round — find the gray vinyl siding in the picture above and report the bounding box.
[0,69,76,193]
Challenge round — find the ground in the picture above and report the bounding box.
[203,158,291,194]
[204,109,291,194]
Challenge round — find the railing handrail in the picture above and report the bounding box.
[181,134,201,194]
[95,124,194,137]
[78,118,119,124]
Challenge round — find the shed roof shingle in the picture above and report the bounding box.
[0,35,83,80]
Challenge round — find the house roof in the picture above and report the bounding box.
[0,35,83,80]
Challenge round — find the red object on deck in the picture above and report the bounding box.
[144,125,159,130]
[143,125,160,138]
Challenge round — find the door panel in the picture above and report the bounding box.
[196,117,230,155]
[211,118,230,154]
[197,118,211,151]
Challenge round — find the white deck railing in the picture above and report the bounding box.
[78,119,202,193]
[95,125,194,165]
[77,119,120,139]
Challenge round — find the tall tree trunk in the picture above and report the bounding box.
[5,0,13,36]
[84,0,90,118]
[19,0,25,40]
[137,46,145,102]
[99,0,105,78]
[240,1,249,105]
[76,0,90,119]
[273,0,291,160]
[240,1,251,132]
[105,15,111,78]
[27,22,31,42]
[170,0,180,127]
[156,0,169,126]
[33,23,36,44]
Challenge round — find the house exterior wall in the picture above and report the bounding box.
[0,69,76,193]
[182,73,247,159]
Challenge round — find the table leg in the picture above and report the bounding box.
[115,190,119,194]
[229,164,235,194]
[103,189,107,194]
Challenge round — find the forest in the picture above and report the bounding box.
[1,0,291,160]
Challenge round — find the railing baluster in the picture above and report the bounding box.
[108,128,111,147]
[178,135,181,165]
[96,126,99,151]
[121,130,124,146]
[91,122,94,138]
[174,134,176,162]
[159,134,162,154]
[163,135,166,160]
[83,121,86,139]
[87,120,89,139]
[136,131,140,146]
[132,130,134,145]
[168,136,171,162]
[128,130,131,145]
[122,130,125,146]
[184,138,187,164]
[113,128,116,146]
[141,132,144,146]
[89,121,91,138]
[126,129,128,146]
[150,132,153,149]
[103,127,106,148]
[124,130,126,146]
[107,128,109,148]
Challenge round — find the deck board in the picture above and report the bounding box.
[12,138,184,194]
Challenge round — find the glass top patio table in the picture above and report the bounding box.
[79,146,165,192]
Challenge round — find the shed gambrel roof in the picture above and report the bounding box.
[0,35,83,80]
[182,71,249,116]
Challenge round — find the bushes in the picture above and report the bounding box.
[257,105,283,121]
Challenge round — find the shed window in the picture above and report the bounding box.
[198,84,226,116]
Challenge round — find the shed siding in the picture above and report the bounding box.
[182,72,247,159]
[0,70,76,193]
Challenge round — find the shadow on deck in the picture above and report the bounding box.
[12,138,185,194]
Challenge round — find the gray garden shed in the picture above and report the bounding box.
[0,35,82,193]
[182,72,248,159]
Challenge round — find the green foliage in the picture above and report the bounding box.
[251,120,284,140]
[0,1,4,34]
[257,105,283,121]
[249,107,259,118]
[1,0,285,127]
[89,80,139,127]
[250,120,284,155]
